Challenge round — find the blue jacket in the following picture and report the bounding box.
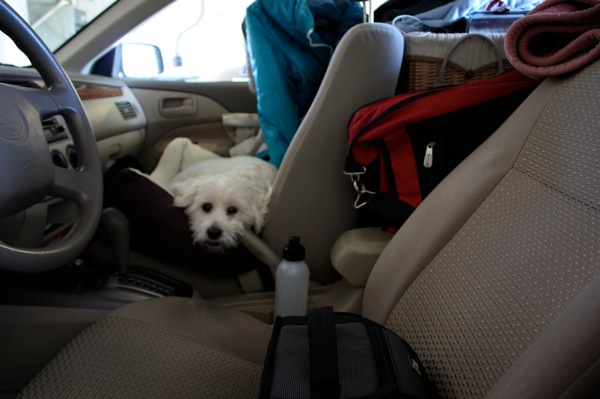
[246,0,363,166]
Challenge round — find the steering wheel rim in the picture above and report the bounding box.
[0,2,103,272]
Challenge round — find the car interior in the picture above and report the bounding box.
[0,0,598,398]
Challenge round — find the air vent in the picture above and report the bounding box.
[115,101,137,119]
[0,79,42,89]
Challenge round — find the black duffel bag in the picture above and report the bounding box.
[259,306,436,398]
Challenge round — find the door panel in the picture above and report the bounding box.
[128,80,257,171]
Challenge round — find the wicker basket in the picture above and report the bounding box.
[407,56,514,91]
[399,33,512,92]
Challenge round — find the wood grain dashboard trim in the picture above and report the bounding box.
[76,84,123,100]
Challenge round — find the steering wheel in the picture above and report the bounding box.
[0,2,103,272]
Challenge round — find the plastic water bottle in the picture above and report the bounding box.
[274,236,310,318]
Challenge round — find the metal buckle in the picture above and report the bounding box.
[344,167,375,209]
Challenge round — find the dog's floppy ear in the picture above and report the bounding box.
[252,211,265,234]
[169,181,197,208]
[250,184,272,233]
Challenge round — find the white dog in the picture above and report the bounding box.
[168,155,277,253]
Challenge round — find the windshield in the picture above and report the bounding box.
[0,0,118,67]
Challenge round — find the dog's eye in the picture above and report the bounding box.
[227,207,238,215]
[202,203,212,213]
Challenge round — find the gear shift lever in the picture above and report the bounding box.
[98,207,193,299]
[99,207,130,274]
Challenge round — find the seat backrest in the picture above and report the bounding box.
[263,23,404,284]
[364,60,600,398]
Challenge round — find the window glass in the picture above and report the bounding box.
[118,0,254,82]
[118,0,387,82]
[0,0,118,67]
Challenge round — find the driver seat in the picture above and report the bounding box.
[18,31,600,398]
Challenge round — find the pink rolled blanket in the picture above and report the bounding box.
[505,0,600,78]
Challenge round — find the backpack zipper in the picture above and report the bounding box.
[423,142,435,168]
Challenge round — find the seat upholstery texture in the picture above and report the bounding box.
[19,298,270,398]
[18,28,599,399]
[366,60,600,398]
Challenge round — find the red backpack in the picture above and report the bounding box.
[345,70,540,232]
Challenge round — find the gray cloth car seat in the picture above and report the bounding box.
[18,25,600,398]
[262,23,403,284]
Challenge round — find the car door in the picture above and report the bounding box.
[121,77,257,172]
[85,0,259,173]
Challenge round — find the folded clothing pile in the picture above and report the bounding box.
[505,0,600,78]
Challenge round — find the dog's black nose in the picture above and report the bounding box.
[207,227,222,240]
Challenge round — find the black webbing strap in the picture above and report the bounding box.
[366,192,416,229]
[308,307,341,399]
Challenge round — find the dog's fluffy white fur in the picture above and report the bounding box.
[168,156,277,253]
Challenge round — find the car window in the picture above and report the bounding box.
[0,0,386,80]
[0,0,118,67]
[115,0,388,82]
[117,0,255,82]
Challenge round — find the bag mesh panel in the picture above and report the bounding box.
[385,62,600,399]
[270,325,311,398]
[270,323,379,398]
[19,316,263,399]
[336,323,379,397]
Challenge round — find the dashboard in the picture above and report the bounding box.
[0,66,147,247]
[75,78,147,172]
[0,65,147,172]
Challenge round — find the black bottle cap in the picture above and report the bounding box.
[282,236,305,262]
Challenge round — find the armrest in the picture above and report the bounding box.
[330,227,393,288]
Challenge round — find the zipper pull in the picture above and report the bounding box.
[424,142,435,168]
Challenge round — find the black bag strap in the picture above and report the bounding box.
[366,192,416,229]
[308,307,341,399]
